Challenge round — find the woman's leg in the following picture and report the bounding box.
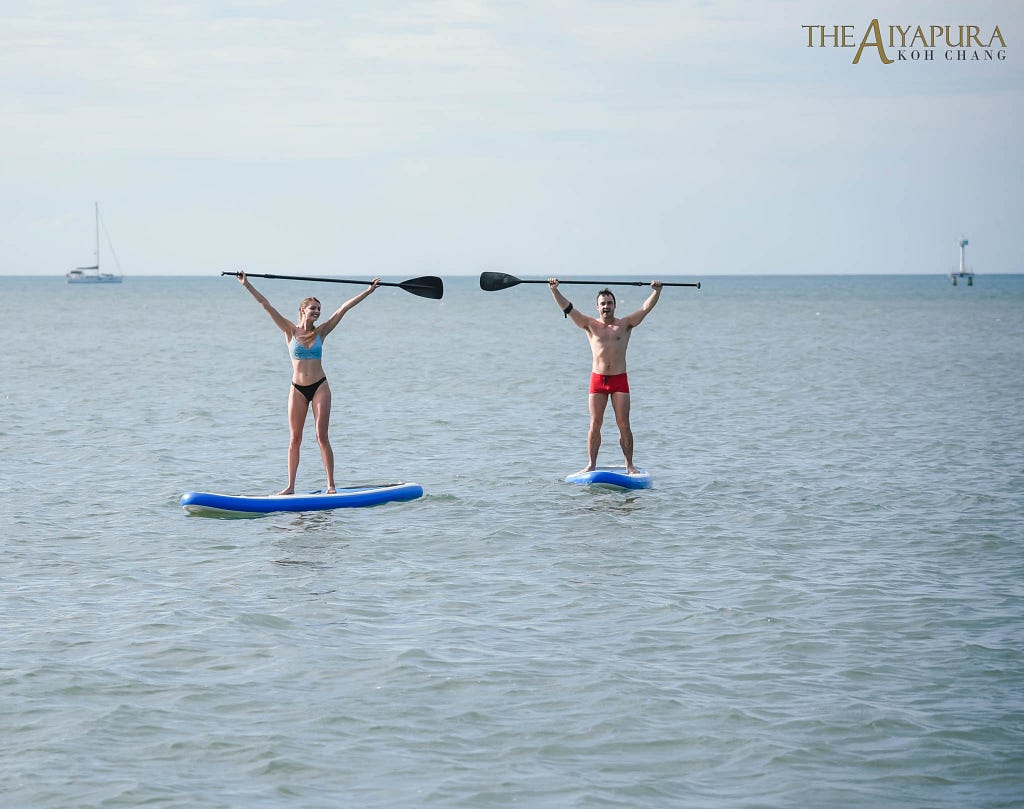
[311,382,335,493]
[281,387,309,495]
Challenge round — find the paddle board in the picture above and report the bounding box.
[181,482,423,517]
[564,467,652,490]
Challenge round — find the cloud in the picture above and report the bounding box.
[2,1,784,161]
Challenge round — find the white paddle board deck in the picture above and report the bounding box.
[181,482,423,517]
[564,467,652,490]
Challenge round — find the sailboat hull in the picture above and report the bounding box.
[67,272,123,284]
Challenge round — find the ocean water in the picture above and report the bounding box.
[2,273,1022,808]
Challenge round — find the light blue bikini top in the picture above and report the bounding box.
[289,332,323,361]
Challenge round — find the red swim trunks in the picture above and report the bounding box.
[589,372,630,395]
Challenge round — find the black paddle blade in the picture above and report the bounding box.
[399,275,444,300]
[479,271,522,291]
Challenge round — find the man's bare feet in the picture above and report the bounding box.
[277,488,294,496]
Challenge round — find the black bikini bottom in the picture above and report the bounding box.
[292,377,327,403]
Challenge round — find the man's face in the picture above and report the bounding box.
[597,293,616,319]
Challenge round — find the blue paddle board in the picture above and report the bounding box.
[181,482,423,517]
[564,467,652,490]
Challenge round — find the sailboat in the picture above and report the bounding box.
[66,202,123,283]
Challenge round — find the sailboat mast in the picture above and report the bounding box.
[94,201,100,269]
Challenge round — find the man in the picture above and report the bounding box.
[548,278,663,475]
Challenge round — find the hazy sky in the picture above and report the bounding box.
[2,1,1020,276]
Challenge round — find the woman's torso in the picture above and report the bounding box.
[288,330,326,384]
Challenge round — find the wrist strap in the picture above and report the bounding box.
[563,302,573,318]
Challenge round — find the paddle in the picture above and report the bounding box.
[480,271,700,292]
[222,271,443,300]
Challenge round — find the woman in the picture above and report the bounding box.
[237,271,380,494]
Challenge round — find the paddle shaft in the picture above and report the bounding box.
[517,279,700,288]
[222,271,443,299]
[224,271,410,290]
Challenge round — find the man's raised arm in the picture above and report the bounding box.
[623,280,663,328]
[549,278,591,329]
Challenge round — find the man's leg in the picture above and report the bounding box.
[585,393,609,472]
[610,392,635,473]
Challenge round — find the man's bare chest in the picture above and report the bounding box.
[590,323,629,346]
